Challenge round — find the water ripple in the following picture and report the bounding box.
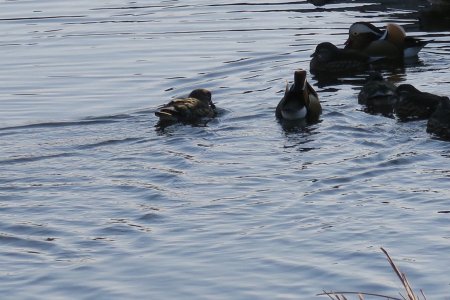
[1,0,450,299]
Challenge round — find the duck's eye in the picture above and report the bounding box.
[352,32,358,36]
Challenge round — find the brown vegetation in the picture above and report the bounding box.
[318,248,427,300]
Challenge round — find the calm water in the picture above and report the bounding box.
[1,1,450,299]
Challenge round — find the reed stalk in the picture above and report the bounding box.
[318,247,427,300]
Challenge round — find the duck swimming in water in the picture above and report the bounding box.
[310,42,379,75]
[427,96,450,140]
[276,69,322,123]
[345,22,429,58]
[394,84,443,121]
[358,72,397,116]
[155,88,216,126]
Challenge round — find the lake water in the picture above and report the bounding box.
[1,1,450,299]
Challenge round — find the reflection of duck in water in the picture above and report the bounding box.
[310,42,379,75]
[427,97,450,140]
[345,22,428,58]
[358,72,397,116]
[276,69,322,123]
[394,84,443,121]
[155,89,216,127]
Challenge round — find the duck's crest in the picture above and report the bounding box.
[351,22,383,35]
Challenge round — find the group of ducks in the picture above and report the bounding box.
[155,21,450,140]
[358,72,450,139]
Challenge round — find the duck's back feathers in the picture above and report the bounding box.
[384,23,406,48]
[358,72,397,115]
[310,42,378,74]
[385,24,429,57]
[276,70,307,120]
[361,39,402,58]
[358,73,396,104]
[394,84,442,121]
[155,88,216,126]
[306,82,322,123]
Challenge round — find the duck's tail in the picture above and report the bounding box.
[404,37,430,57]
[155,108,179,123]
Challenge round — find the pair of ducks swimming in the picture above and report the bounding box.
[155,22,450,140]
[155,69,321,126]
[310,22,429,74]
[358,72,450,139]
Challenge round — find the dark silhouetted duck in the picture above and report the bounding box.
[419,7,450,31]
[155,88,216,126]
[276,69,322,123]
[307,0,330,5]
[358,72,397,115]
[428,0,450,6]
[345,22,428,58]
[427,97,450,140]
[310,42,379,75]
[394,84,443,121]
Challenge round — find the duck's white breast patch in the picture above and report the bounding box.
[281,106,307,120]
[404,46,421,58]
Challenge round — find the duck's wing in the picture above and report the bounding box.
[306,82,322,122]
[156,98,209,122]
[363,39,402,58]
[383,23,406,47]
[405,91,443,108]
[395,91,443,120]
[358,81,397,105]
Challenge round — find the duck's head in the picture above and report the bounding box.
[395,84,421,98]
[189,88,215,109]
[366,71,385,82]
[345,22,383,50]
[311,42,339,62]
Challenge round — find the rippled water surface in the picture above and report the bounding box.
[1,1,450,299]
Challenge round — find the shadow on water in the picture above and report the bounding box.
[311,56,422,89]
[154,107,227,135]
[277,117,321,151]
[154,121,211,135]
[308,0,429,9]
[359,103,396,119]
[278,118,309,133]
[313,74,367,89]
[277,119,321,136]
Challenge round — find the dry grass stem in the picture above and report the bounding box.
[318,248,427,300]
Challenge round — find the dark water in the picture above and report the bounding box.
[1,1,450,299]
